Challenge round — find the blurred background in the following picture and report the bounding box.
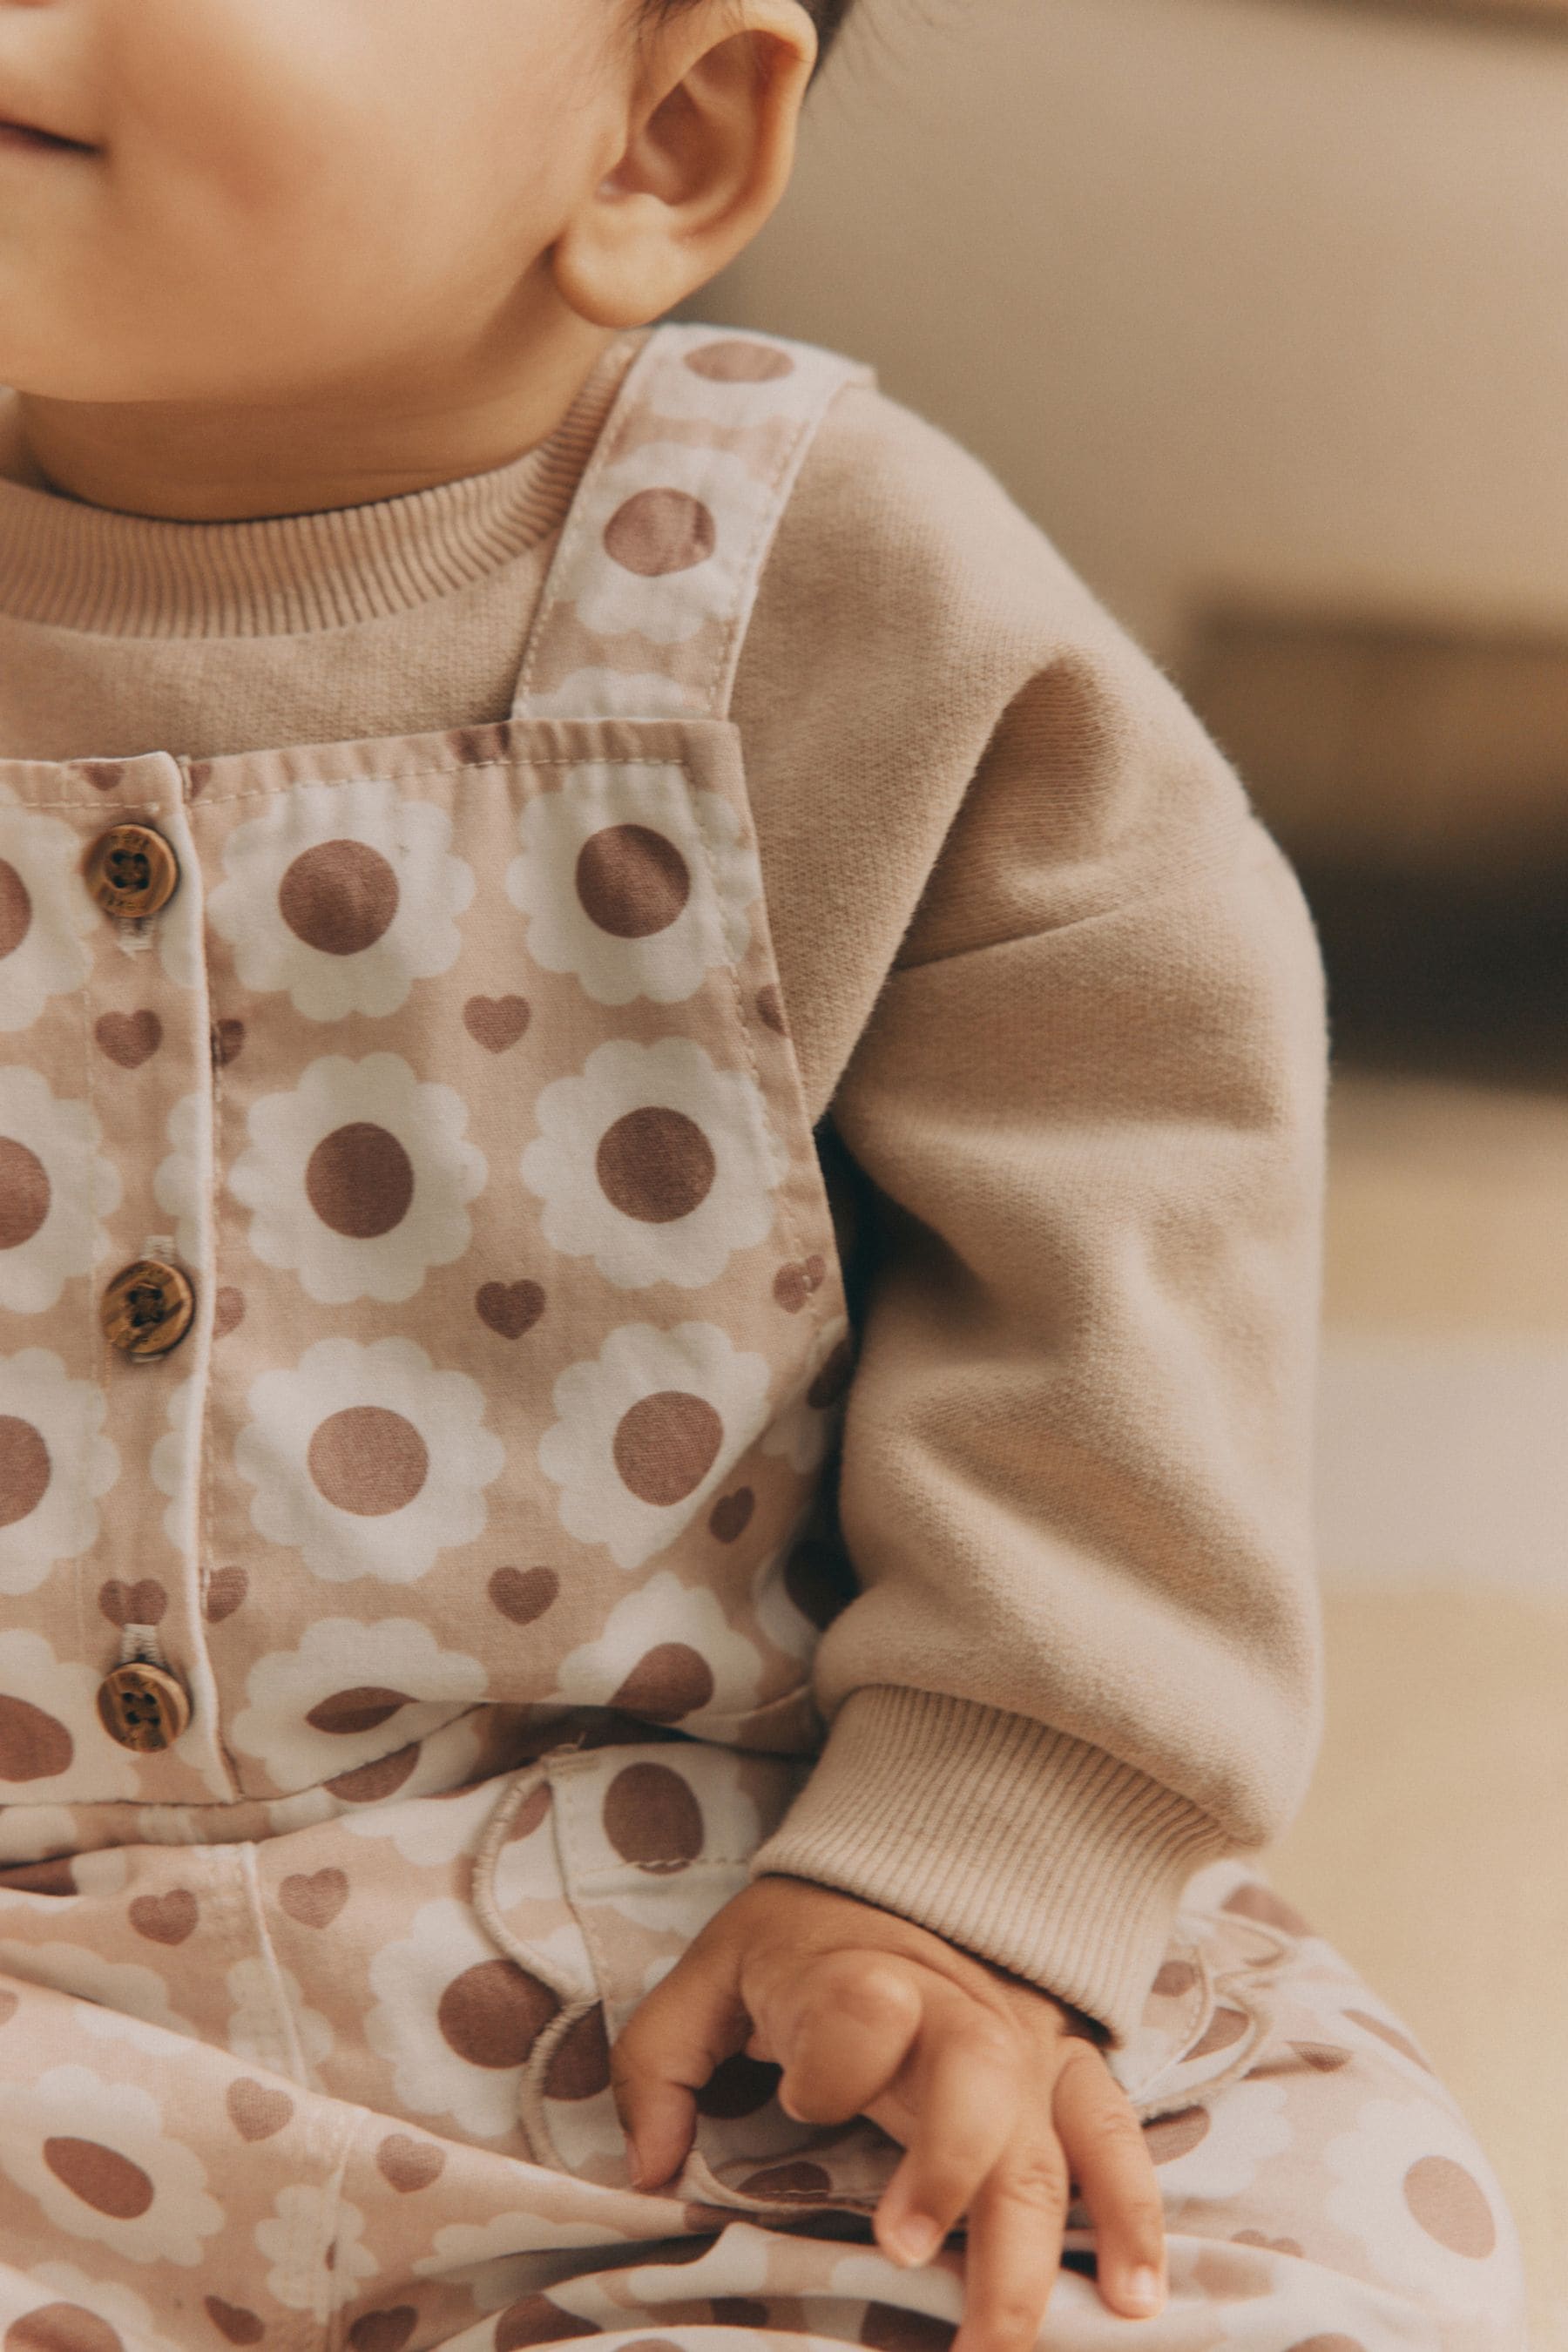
[672,0,1568,2331]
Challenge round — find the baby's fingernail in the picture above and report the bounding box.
[1124,2266,1163,2314]
[894,2217,941,2266]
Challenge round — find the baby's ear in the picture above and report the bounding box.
[551,0,817,331]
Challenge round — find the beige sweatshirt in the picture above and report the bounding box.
[0,323,1330,2048]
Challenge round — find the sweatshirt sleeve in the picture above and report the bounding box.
[745,616,1332,2050]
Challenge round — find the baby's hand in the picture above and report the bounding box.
[609,1874,1167,2352]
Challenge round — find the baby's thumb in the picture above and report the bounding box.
[609,1936,748,2193]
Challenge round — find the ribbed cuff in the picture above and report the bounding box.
[747,1686,1233,2049]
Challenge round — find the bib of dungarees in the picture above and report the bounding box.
[0,321,875,1838]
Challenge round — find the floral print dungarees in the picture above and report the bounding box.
[0,322,1527,2352]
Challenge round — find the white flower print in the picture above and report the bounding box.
[0,1940,196,2044]
[523,1037,785,1292]
[539,1320,773,1571]
[554,1569,763,1727]
[151,1090,208,1271]
[229,1053,486,1305]
[569,441,756,648]
[31,2262,164,2349]
[505,765,759,1005]
[148,1372,202,1559]
[206,778,474,1020]
[255,2186,378,2318]
[412,2213,619,2305]
[225,1953,334,2077]
[235,1336,504,1584]
[340,1774,500,1867]
[227,1615,490,1785]
[0,1351,119,1597]
[1139,2078,1294,2204]
[0,808,95,1033]
[0,1069,121,1315]
[0,1629,140,1800]
[760,1312,855,1476]
[0,2065,224,2265]
[366,1895,547,2142]
[1323,2092,1525,2323]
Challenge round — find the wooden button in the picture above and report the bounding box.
[97,1660,192,1752]
[101,1257,195,1358]
[84,823,179,919]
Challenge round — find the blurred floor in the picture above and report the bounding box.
[1261,1064,1568,2345]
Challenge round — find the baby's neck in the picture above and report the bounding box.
[0,314,628,522]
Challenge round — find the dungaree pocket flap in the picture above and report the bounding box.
[1106,1871,1290,2123]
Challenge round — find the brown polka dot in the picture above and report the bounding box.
[709,2301,768,2331]
[280,1868,350,1928]
[324,1745,419,1803]
[708,1486,754,1542]
[43,2137,153,2220]
[0,860,32,961]
[476,1280,546,1340]
[575,824,691,938]
[604,488,717,578]
[306,1686,413,1735]
[306,1123,415,1240]
[0,1142,50,1252]
[1343,2009,1435,2071]
[613,1390,723,1506]
[437,1957,560,2069]
[784,1538,855,1630]
[212,1018,246,1067]
[489,1565,559,1625]
[597,1105,715,1224]
[375,2132,446,2193]
[93,1010,162,1070]
[213,1287,246,1340]
[129,1889,198,1945]
[202,2302,263,2348]
[348,2310,416,2352]
[861,2306,956,2352]
[205,1565,248,1622]
[738,2159,832,2198]
[612,1643,715,1722]
[308,1407,428,1516]
[1221,1881,1311,1936]
[1188,2005,1250,2058]
[0,1856,76,1896]
[754,983,787,1034]
[1234,2231,1306,2257]
[1288,2041,1353,2072]
[463,994,531,1053]
[685,340,796,382]
[494,2299,598,2351]
[226,2078,294,2141]
[279,840,399,956]
[6,2307,125,2352]
[602,1760,704,1872]
[1142,2104,1210,2164]
[773,1257,826,1313]
[543,2003,612,2100]
[1152,1958,1198,1997]
[1403,2154,1497,2257]
[1282,2339,1366,2352]
[694,2051,781,2118]
[0,1693,72,1781]
[807,1337,855,1410]
[97,1578,167,1628]
[504,1784,552,1843]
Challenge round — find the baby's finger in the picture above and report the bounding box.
[949,2119,1071,2352]
[872,1996,1023,2268]
[1051,2042,1167,2320]
[773,1951,923,2126]
[611,1936,749,2192]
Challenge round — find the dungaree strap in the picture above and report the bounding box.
[509,322,875,726]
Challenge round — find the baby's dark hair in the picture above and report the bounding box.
[632,0,857,84]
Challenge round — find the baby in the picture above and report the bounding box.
[0,2,1527,2349]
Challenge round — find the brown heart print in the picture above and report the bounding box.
[205,1565,248,1621]
[98,1578,168,1627]
[463,993,531,1053]
[375,2132,447,2193]
[204,2301,264,2346]
[129,1889,199,1945]
[347,2311,417,2352]
[476,1279,545,1339]
[279,1867,349,1928]
[93,1010,163,1070]
[226,2078,296,2142]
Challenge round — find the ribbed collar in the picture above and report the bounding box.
[0,328,651,639]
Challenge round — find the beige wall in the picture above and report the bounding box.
[681,0,1568,668]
